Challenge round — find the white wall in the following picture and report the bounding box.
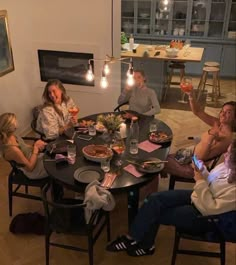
[0,0,121,135]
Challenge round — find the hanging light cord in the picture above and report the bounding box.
[111,0,114,58]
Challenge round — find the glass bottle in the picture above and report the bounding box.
[129,34,134,51]
[129,117,139,154]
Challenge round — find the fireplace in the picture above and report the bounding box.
[37,49,94,86]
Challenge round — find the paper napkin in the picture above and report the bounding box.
[123,164,144,178]
[138,140,161,153]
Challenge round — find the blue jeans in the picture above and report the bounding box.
[129,190,211,248]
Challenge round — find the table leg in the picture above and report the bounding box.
[127,188,139,230]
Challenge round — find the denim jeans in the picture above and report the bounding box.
[129,190,211,248]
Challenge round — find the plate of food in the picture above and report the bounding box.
[76,119,95,133]
[134,157,165,173]
[95,122,107,133]
[149,131,172,144]
[82,144,113,162]
[46,140,71,155]
[74,166,103,184]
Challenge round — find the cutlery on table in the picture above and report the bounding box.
[126,159,168,166]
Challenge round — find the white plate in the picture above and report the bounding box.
[135,158,165,173]
[122,43,139,51]
[74,166,103,183]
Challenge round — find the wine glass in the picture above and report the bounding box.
[68,106,80,127]
[179,77,193,103]
[183,39,191,56]
[112,134,126,166]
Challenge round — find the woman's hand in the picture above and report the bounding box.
[208,121,221,138]
[34,140,47,152]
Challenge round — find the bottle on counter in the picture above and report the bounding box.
[129,34,134,51]
[129,116,139,154]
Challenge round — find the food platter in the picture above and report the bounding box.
[148,131,172,144]
[82,145,113,162]
[74,166,103,184]
[46,140,70,155]
[121,111,139,121]
[95,122,106,133]
[135,157,165,173]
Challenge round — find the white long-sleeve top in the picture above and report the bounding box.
[191,163,236,216]
[118,85,160,116]
[36,97,75,140]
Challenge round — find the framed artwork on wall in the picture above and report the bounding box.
[0,10,14,77]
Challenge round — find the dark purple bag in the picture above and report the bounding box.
[9,212,45,235]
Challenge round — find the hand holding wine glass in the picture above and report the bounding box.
[68,106,80,125]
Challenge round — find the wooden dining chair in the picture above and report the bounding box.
[8,160,49,216]
[113,101,129,112]
[171,211,236,265]
[41,182,111,265]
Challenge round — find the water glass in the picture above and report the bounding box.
[129,139,139,155]
[88,124,96,136]
[101,158,110,172]
[67,144,76,164]
[149,120,158,132]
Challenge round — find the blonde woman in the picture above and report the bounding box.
[0,113,47,179]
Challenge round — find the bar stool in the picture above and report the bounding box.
[197,66,221,103]
[204,61,220,68]
[162,62,185,101]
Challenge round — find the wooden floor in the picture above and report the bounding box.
[0,77,235,265]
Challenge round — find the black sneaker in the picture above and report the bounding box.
[106,235,136,252]
[127,244,155,257]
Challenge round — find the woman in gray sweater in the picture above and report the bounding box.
[118,70,160,116]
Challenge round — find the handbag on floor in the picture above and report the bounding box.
[9,212,45,235]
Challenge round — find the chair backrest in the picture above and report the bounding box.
[114,101,129,112]
[31,105,46,140]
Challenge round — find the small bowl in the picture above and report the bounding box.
[165,47,179,57]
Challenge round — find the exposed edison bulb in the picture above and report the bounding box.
[100,76,108,89]
[86,69,94,82]
[126,75,134,87]
[163,0,168,5]
[103,63,110,75]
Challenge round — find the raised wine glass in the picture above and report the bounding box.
[179,77,193,103]
[68,106,80,127]
[112,134,126,167]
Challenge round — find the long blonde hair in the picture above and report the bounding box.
[0,113,17,144]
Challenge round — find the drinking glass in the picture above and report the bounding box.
[179,77,193,103]
[67,144,76,165]
[149,120,158,133]
[68,106,80,126]
[101,158,111,172]
[88,124,96,136]
[112,134,126,166]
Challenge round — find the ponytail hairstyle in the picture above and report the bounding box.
[0,113,17,144]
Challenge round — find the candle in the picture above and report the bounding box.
[120,122,127,138]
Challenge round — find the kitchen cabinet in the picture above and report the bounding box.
[121,0,236,77]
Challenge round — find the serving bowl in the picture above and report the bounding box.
[165,47,179,57]
[82,145,113,162]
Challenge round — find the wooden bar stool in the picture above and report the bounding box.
[197,66,221,103]
[204,61,220,68]
[162,62,185,101]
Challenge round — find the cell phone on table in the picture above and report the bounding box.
[192,154,201,170]
[154,51,160,56]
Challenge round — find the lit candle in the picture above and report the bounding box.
[119,122,127,138]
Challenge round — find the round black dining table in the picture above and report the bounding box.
[43,112,172,228]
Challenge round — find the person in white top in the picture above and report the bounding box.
[118,70,160,116]
[106,137,236,257]
[36,79,77,140]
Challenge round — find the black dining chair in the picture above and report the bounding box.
[41,182,111,265]
[171,211,236,265]
[168,153,222,190]
[8,160,49,216]
[113,101,129,112]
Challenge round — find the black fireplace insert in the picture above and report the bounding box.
[38,49,94,86]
